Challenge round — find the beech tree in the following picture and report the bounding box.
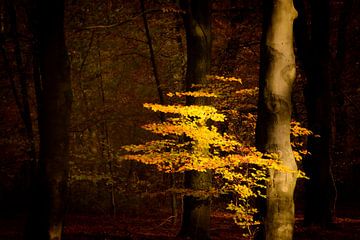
[255,0,298,239]
[178,0,212,239]
[294,0,337,227]
[25,0,72,239]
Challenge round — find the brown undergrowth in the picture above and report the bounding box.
[0,211,359,239]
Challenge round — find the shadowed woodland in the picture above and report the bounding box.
[0,0,359,239]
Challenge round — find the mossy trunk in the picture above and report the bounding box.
[256,1,298,239]
[178,0,212,239]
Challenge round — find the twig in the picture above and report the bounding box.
[77,9,159,31]
[343,94,360,115]
[154,216,175,229]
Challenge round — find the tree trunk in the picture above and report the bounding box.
[216,0,242,76]
[294,0,336,227]
[178,0,212,239]
[333,0,353,165]
[256,1,298,239]
[5,0,37,164]
[141,0,180,222]
[96,37,116,217]
[25,0,72,239]
[140,0,165,122]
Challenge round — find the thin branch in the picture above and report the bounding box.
[238,40,260,48]
[77,9,159,31]
[343,94,360,115]
[211,7,256,14]
[76,30,95,116]
[117,34,147,43]
[140,0,165,122]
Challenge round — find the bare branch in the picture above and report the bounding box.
[76,9,160,31]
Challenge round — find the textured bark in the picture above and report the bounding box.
[256,1,297,239]
[178,0,212,239]
[180,171,212,240]
[25,0,72,239]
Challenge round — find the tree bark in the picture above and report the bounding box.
[25,0,72,239]
[178,0,212,239]
[333,0,353,166]
[5,0,37,164]
[140,0,165,122]
[294,0,336,227]
[256,1,298,239]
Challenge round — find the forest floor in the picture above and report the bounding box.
[0,210,359,240]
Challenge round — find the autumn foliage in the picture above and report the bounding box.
[121,76,310,233]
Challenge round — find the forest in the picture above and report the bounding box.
[0,0,359,239]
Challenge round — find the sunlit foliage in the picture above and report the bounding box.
[121,75,310,232]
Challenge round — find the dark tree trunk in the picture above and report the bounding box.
[4,0,37,163]
[140,0,165,122]
[25,0,72,239]
[96,37,116,217]
[178,0,212,239]
[216,0,242,76]
[256,1,298,239]
[0,30,24,126]
[141,0,180,223]
[333,0,354,160]
[294,0,336,227]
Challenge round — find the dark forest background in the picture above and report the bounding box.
[0,0,359,239]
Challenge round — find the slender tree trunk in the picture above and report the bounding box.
[0,33,24,126]
[178,1,212,239]
[216,0,242,76]
[25,0,72,239]
[333,0,353,161]
[5,0,37,163]
[141,0,179,223]
[96,37,116,217]
[140,0,165,121]
[255,1,298,239]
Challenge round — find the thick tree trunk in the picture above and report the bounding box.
[25,0,72,239]
[294,0,336,227]
[256,1,297,239]
[178,0,212,239]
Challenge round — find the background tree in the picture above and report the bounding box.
[0,0,359,239]
[25,0,72,239]
[255,0,298,239]
[178,0,212,239]
[294,0,336,227]
[3,0,37,165]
